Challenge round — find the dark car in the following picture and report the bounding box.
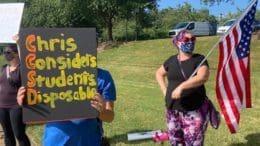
[253,20,260,32]
[209,23,217,35]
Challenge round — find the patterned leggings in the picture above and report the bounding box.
[166,102,209,146]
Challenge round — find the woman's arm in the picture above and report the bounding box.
[171,65,209,99]
[155,65,167,96]
[17,86,26,105]
[99,101,114,123]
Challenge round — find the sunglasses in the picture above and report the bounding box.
[182,36,196,42]
[3,51,14,54]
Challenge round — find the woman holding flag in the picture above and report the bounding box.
[156,30,210,146]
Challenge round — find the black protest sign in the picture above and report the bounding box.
[19,28,98,123]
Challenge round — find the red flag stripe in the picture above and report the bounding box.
[226,58,243,111]
[216,80,238,133]
[229,55,244,103]
[216,86,237,133]
[218,42,224,70]
[246,57,251,107]
[221,68,241,122]
[231,54,246,105]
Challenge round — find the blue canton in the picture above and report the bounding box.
[236,2,257,59]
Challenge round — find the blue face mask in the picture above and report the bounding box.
[180,42,195,53]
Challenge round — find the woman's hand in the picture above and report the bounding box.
[91,93,115,122]
[17,86,26,106]
[90,93,105,113]
[12,34,19,42]
[171,85,183,99]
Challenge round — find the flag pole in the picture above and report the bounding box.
[188,0,257,79]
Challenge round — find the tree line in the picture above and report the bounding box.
[7,0,260,41]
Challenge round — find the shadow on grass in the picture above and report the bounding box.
[108,129,157,145]
[229,133,260,146]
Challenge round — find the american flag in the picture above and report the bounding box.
[216,0,257,133]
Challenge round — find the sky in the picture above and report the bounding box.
[158,0,260,18]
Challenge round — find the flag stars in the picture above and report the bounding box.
[236,2,256,59]
[240,51,249,57]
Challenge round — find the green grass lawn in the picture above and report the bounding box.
[2,35,260,146]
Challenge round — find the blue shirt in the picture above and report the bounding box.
[43,68,116,146]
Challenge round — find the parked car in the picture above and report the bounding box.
[253,20,260,32]
[168,21,216,37]
[217,19,236,35]
[209,23,217,36]
[217,19,260,34]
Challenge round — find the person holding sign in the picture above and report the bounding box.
[17,68,116,146]
[155,30,210,146]
[0,43,31,146]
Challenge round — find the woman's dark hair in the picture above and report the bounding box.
[172,30,188,45]
[4,44,18,53]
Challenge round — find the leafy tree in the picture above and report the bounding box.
[59,0,97,27]
[132,0,158,40]
[200,0,234,5]
[117,0,136,41]
[90,0,119,41]
[22,0,64,27]
[20,0,251,41]
[158,3,217,31]
[22,0,97,28]
[255,11,260,20]
[99,0,158,41]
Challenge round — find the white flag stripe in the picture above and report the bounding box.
[222,37,229,66]
[224,62,243,110]
[218,78,239,130]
